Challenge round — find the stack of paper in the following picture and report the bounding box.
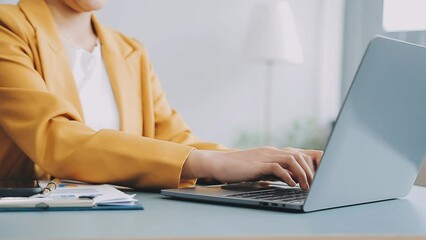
[0,181,143,211]
[46,182,138,206]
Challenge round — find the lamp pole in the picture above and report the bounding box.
[245,1,304,146]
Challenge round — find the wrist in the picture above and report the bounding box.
[182,149,215,179]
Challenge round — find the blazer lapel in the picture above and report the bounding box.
[92,16,142,134]
[36,32,85,119]
[19,0,85,119]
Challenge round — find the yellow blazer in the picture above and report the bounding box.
[0,0,224,189]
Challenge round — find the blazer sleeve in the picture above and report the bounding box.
[0,22,196,189]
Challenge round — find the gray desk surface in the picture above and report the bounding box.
[1,185,426,240]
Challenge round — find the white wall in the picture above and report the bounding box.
[1,0,343,148]
[96,0,342,148]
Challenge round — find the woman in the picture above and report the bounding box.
[0,0,322,191]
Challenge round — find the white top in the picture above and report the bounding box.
[63,39,120,131]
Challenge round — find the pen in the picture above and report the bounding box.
[42,178,61,196]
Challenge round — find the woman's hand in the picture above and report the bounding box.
[182,147,323,191]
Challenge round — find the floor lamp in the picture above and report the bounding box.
[245,0,304,145]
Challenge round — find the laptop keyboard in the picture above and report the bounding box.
[224,188,307,203]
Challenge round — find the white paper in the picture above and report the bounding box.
[39,181,138,206]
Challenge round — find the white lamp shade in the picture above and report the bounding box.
[245,0,304,64]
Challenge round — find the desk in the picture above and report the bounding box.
[1,186,426,240]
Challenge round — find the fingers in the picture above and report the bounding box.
[297,151,315,172]
[264,147,313,185]
[278,155,310,191]
[280,149,314,184]
[260,157,309,191]
[261,163,296,187]
[284,147,323,172]
[300,149,324,171]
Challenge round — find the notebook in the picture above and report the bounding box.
[161,36,426,212]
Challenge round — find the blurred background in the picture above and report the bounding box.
[1,1,426,184]
[101,0,343,149]
[87,0,426,150]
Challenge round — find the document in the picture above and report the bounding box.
[0,181,143,211]
[47,182,138,206]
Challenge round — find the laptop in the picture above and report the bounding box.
[161,36,426,212]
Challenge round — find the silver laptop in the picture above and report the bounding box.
[161,36,426,212]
